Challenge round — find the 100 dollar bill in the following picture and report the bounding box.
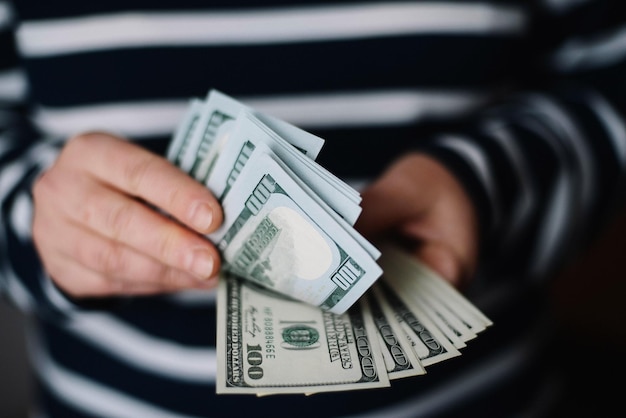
[168,90,324,182]
[203,110,362,224]
[210,149,381,314]
[216,275,390,394]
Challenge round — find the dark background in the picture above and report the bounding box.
[1,211,625,417]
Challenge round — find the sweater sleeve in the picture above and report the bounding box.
[1,1,70,318]
[418,0,626,284]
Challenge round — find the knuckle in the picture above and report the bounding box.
[160,267,190,288]
[78,190,101,227]
[156,266,177,288]
[65,132,99,159]
[140,261,170,286]
[103,200,135,240]
[156,227,185,265]
[32,169,60,204]
[123,155,156,194]
[93,243,127,276]
[166,187,185,216]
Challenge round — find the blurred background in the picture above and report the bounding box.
[1,210,625,417]
[0,299,31,418]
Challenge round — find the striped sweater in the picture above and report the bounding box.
[2,1,625,417]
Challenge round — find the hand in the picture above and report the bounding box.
[356,153,479,288]
[32,132,223,298]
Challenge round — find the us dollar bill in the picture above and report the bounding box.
[365,291,425,379]
[215,246,493,395]
[168,98,204,168]
[379,244,492,333]
[210,149,382,315]
[169,90,358,200]
[168,89,324,182]
[216,274,390,395]
[202,110,362,225]
[373,280,461,367]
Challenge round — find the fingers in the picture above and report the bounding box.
[408,240,469,289]
[356,153,479,288]
[34,210,218,298]
[62,133,223,234]
[37,170,221,281]
[399,208,478,289]
[356,175,419,240]
[48,257,216,298]
[91,177,219,280]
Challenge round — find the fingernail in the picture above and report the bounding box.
[190,202,214,232]
[188,248,215,280]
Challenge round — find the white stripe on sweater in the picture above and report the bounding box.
[16,3,526,57]
[521,94,595,219]
[33,90,484,137]
[509,101,582,277]
[435,135,500,231]
[9,191,33,243]
[481,119,536,247]
[31,332,205,418]
[529,172,574,277]
[0,260,35,312]
[553,23,626,71]
[588,91,626,171]
[0,141,58,202]
[0,69,27,101]
[63,313,217,382]
[0,1,13,30]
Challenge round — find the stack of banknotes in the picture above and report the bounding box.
[167,90,492,395]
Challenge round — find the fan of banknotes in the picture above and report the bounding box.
[167,89,492,395]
